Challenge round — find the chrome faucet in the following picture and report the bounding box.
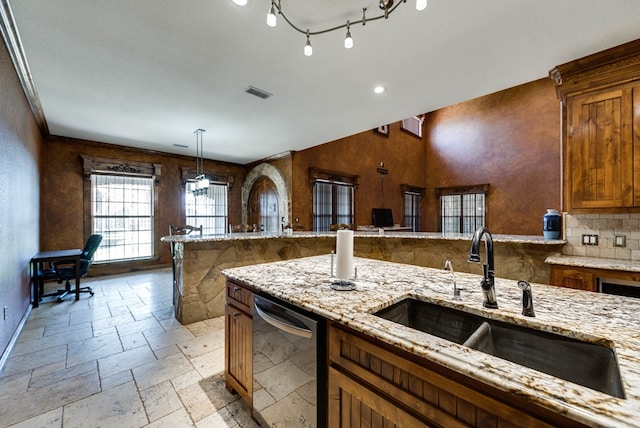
[444,259,461,300]
[517,280,535,317]
[468,227,498,309]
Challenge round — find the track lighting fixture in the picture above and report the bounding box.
[304,30,313,56]
[266,2,277,27]
[234,0,427,56]
[344,21,353,49]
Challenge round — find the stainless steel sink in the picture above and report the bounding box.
[374,298,484,344]
[374,298,625,398]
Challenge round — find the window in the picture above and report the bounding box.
[401,185,424,231]
[437,184,488,234]
[91,174,154,262]
[310,168,358,232]
[185,183,228,234]
[401,115,425,139]
[82,155,161,265]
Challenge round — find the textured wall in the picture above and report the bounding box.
[41,137,247,275]
[290,122,427,230]
[0,41,42,357]
[423,78,561,235]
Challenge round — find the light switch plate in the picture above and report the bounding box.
[582,234,599,246]
[614,235,626,247]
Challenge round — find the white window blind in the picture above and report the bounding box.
[185,183,228,235]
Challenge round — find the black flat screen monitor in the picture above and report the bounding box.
[372,208,394,228]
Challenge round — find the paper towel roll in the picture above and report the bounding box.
[336,230,354,280]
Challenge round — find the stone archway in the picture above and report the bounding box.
[242,163,289,227]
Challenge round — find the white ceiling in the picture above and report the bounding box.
[9,0,640,164]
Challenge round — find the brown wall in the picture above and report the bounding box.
[290,122,427,230]
[41,137,247,275]
[0,41,42,357]
[423,78,561,235]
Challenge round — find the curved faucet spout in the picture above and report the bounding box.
[468,227,498,309]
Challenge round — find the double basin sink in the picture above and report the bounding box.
[374,298,625,398]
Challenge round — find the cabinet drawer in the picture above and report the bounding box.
[226,280,253,314]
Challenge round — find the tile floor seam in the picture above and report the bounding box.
[1,268,254,428]
[132,375,153,427]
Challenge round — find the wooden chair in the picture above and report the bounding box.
[330,223,352,231]
[169,225,202,236]
[231,224,255,233]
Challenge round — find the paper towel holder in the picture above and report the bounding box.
[330,251,356,290]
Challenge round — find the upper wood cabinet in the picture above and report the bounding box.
[567,84,636,209]
[550,39,640,213]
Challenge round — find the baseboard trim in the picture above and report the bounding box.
[0,304,31,373]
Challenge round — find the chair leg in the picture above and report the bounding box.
[56,280,95,302]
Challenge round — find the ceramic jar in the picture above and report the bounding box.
[543,209,561,239]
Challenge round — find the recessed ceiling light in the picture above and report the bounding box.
[231,0,247,6]
[374,86,386,94]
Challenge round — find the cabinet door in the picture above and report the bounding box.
[225,304,252,404]
[328,366,429,428]
[567,85,634,209]
[549,266,596,291]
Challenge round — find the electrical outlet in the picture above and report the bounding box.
[582,234,599,246]
[614,235,626,247]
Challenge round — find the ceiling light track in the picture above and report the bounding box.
[245,0,427,56]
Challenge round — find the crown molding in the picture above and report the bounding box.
[0,0,48,134]
[549,38,640,103]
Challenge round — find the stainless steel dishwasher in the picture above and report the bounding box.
[252,294,326,427]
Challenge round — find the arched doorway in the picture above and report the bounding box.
[242,163,289,228]
[248,177,280,232]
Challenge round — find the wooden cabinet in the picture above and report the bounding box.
[550,264,640,292]
[224,280,253,406]
[566,85,636,209]
[549,265,596,291]
[328,322,587,428]
[551,38,640,213]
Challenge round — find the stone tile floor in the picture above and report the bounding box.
[0,269,258,428]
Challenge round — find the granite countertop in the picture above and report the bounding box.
[546,255,640,274]
[161,230,566,245]
[222,255,640,427]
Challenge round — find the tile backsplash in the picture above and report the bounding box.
[563,213,640,260]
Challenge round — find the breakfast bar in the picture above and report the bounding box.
[223,255,640,427]
[161,232,565,324]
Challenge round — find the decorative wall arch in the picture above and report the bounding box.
[242,163,289,226]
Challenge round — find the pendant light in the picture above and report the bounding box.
[192,128,209,195]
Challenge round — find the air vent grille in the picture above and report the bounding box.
[245,86,272,99]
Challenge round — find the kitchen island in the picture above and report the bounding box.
[161,231,564,324]
[222,255,640,427]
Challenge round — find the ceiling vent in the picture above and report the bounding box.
[245,86,272,100]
